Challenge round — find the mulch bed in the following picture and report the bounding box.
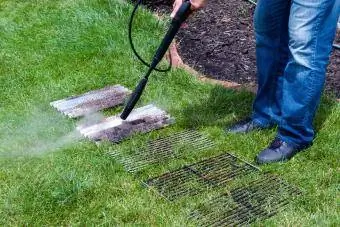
[132,0,340,98]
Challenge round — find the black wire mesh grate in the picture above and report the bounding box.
[109,130,215,173]
[189,174,302,226]
[144,153,259,201]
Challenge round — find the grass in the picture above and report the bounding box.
[0,0,339,225]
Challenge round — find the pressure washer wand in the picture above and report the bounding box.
[120,1,192,120]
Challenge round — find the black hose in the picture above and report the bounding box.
[129,0,172,72]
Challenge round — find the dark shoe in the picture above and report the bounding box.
[226,118,267,134]
[256,138,310,164]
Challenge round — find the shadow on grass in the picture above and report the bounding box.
[177,86,254,128]
[177,85,337,133]
[314,96,338,133]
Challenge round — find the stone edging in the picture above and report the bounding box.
[166,41,257,93]
[166,41,340,102]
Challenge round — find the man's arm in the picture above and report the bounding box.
[170,0,207,18]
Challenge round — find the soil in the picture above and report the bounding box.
[132,0,340,98]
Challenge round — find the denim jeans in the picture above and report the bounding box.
[252,0,339,147]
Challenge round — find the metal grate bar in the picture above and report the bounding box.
[128,141,213,168]
[146,131,212,154]
[195,175,300,216]
[144,153,259,200]
[211,195,293,227]
[148,130,202,144]
[189,176,277,220]
[109,130,215,173]
[147,168,196,188]
[143,138,214,158]
[147,153,235,188]
[187,153,258,186]
[125,143,216,173]
[209,198,288,227]
[147,154,253,191]
[126,145,215,172]
[147,168,206,200]
[190,174,301,226]
[146,138,214,154]
[194,180,296,222]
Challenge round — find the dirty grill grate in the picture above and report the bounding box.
[144,153,259,201]
[110,130,215,173]
[50,85,130,118]
[77,105,173,143]
[189,174,301,226]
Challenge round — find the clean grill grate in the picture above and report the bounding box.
[110,130,215,173]
[144,153,259,201]
[189,174,302,226]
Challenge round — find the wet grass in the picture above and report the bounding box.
[0,0,339,225]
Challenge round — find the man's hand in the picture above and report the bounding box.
[170,0,207,18]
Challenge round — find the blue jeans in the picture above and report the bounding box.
[252,0,339,147]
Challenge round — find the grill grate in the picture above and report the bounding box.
[189,174,301,226]
[144,153,259,201]
[50,85,130,118]
[110,130,215,173]
[77,104,173,143]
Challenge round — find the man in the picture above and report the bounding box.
[171,0,339,164]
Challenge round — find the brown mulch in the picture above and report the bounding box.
[132,0,340,98]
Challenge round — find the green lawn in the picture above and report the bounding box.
[0,0,339,225]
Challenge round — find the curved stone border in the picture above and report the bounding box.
[166,41,257,93]
[166,41,339,102]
